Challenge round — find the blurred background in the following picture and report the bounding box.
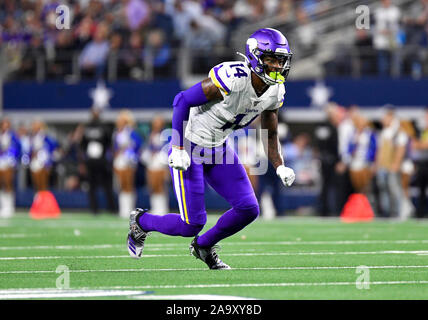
[1,0,428,219]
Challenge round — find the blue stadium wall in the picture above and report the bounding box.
[4,78,428,109]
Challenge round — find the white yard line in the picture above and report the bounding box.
[0,289,253,300]
[3,250,428,261]
[0,255,131,260]
[95,280,428,289]
[0,234,41,239]
[3,280,428,294]
[0,289,150,299]
[2,239,428,251]
[0,244,123,250]
[2,265,428,275]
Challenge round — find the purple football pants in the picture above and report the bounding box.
[138,142,259,248]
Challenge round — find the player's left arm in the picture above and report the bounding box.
[261,108,283,169]
[261,108,295,187]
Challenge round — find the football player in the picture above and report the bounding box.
[127,28,295,269]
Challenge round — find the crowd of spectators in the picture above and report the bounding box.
[2,0,427,80]
[330,0,428,78]
[0,0,326,80]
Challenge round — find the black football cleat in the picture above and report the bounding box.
[127,208,150,259]
[189,236,231,270]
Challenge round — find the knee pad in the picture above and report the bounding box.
[234,202,260,223]
[179,220,204,237]
[234,192,259,221]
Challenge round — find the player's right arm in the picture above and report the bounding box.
[169,61,240,170]
[171,78,222,148]
[168,78,222,171]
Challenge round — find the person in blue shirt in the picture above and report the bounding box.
[28,119,59,192]
[0,118,21,218]
[113,109,143,218]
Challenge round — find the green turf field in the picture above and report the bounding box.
[1,212,428,300]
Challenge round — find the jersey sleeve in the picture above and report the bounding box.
[266,84,286,111]
[208,62,247,98]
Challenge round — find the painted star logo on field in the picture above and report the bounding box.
[89,80,113,111]
[307,80,333,108]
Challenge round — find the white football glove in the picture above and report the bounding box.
[276,165,295,187]
[168,146,191,171]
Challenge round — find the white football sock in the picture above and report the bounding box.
[260,191,276,220]
[1,191,15,218]
[119,192,136,218]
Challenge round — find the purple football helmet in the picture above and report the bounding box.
[242,28,292,85]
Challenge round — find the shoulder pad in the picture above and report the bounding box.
[208,61,250,96]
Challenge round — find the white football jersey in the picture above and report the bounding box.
[185,61,286,148]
